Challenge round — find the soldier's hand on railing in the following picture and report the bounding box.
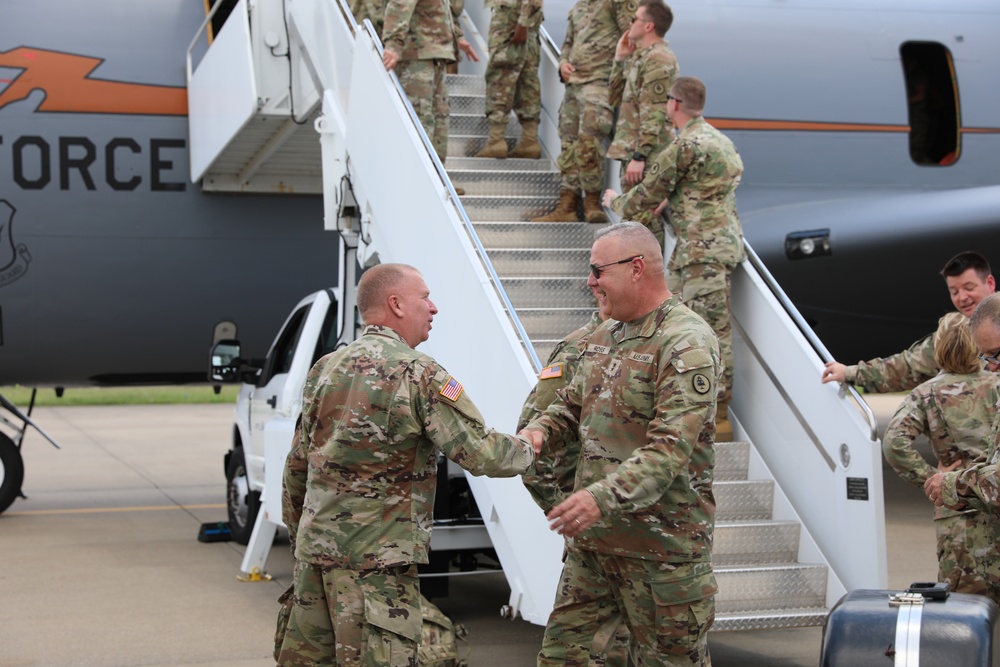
[383,47,400,71]
[821,361,847,384]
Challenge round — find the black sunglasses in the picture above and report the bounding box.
[590,255,643,279]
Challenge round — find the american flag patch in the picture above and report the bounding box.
[539,364,563,380]
[440,376,464,401]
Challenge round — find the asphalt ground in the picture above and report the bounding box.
[0,397,938,667]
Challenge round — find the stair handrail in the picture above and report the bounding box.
[361,18,542,371]
[744,242,878,441]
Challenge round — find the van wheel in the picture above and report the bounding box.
[226,447,260,545]
[0,433,25,515]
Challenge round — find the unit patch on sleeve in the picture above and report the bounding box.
[692,373,712,395]
[539,364,563,380]
[440,376,464,401]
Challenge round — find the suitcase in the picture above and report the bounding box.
[821,585,1000,666]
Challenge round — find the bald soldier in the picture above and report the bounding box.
[521,221,721,667]
[276,263,537,666]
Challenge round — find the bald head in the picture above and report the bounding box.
[357,263,420,323]
[589,222,670,321]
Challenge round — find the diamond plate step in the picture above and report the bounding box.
[712,521,800,566]
[713,607,829,632]
[450,93,486,115]
[448,135,518,158]
[460,195,558,221]
[715,442,750,481]
[446,73,485,95]
[448,157,555,172]
[714,564,827,613]
[487,248,590,277]
[512,308,595,339]
[450,113,522,137]
[529,339,558,362]
[498,277,594,308]
[473,222,601,249]
[449,171,561,197]
[715,481,774,521]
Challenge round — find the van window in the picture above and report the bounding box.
[900,42,960,166]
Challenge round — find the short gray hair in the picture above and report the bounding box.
[357,263,419,319]
[970,292,1000,333]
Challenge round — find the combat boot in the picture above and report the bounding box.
[475,122,509,159]
[715,401,734,442]
[531,189,580,223]
[583,191,609,224]
[509,120,541,159]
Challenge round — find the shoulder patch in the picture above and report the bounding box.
[439,376,464,401]
[692,373,712,395]
[539,364,563,380]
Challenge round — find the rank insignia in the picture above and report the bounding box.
[440,376,464,401]
[540,364,563,380]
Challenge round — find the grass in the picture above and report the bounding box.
[1,385,241,407]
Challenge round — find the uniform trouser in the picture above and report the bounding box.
[484,7,541,125]
[668,263,734,405]
[537,546,716,667]
[397,58,451,161]
[936,512,990,597]
[556,81,614,193]
[275,561,421,667]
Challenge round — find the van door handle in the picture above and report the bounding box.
[266,395,277,408]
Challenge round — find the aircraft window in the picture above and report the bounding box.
[258,305,309,387]
[900,42,960,166]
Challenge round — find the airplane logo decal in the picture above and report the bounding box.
[0,47,187,116]
[0,201,30,287]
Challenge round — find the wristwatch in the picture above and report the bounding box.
[632,151,646,161]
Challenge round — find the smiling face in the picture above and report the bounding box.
[586,236,642,322]
[947,268,996,317]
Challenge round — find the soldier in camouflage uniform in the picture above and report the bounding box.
[521,222,721,667]
[531,0,634,224]
[276,263,536,666]
[607,0,678,192]
[821,251,996,392]
[474,0,544,159]
[350,0,387,35]
[882,312,997,597]
[604,77,743,439]
[927,293,1000,603]
[383,0,479,162]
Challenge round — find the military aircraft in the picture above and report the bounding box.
[0,0,998,516]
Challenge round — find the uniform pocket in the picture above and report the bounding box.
[363,594,422,667]
[650,564,716,658]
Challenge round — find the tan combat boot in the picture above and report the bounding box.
[509,120,541,159]
[715,401,734,442]
[583,191,609,223]
[475,122,509,159]
[531,189,580,223]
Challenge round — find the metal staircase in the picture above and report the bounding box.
[441,75,831,631]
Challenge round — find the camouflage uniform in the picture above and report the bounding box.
[525,296,721,666]
[882,371,999,597]
[350,0,387,36]
[844,321,942,393]
[277,324,534,666]
[556,0,634,192]
[483,0,543,125]
[940,395,1000,603]
[608,116,744,405]
[607,40,678,190]
[383,0,464,160]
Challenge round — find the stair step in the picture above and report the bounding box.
[450,93,485,115]
[713,521,800,565]
[715,441,750,481]
[715,564,828,613]
[450,113,522,138]
[460,194,558,222]
[473,221,601,249]
[450,170,561,197]
[487,248,590,277]
[449,135,518,158]
[446,73,485,95]
[715,480,774,521]
[512,308,595,339]
[713,607,829,632]
[498,277,594,308]
[448,156,556,172]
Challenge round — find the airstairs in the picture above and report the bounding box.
[187,0,886,629]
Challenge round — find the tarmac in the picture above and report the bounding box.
[0,396,940,667]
